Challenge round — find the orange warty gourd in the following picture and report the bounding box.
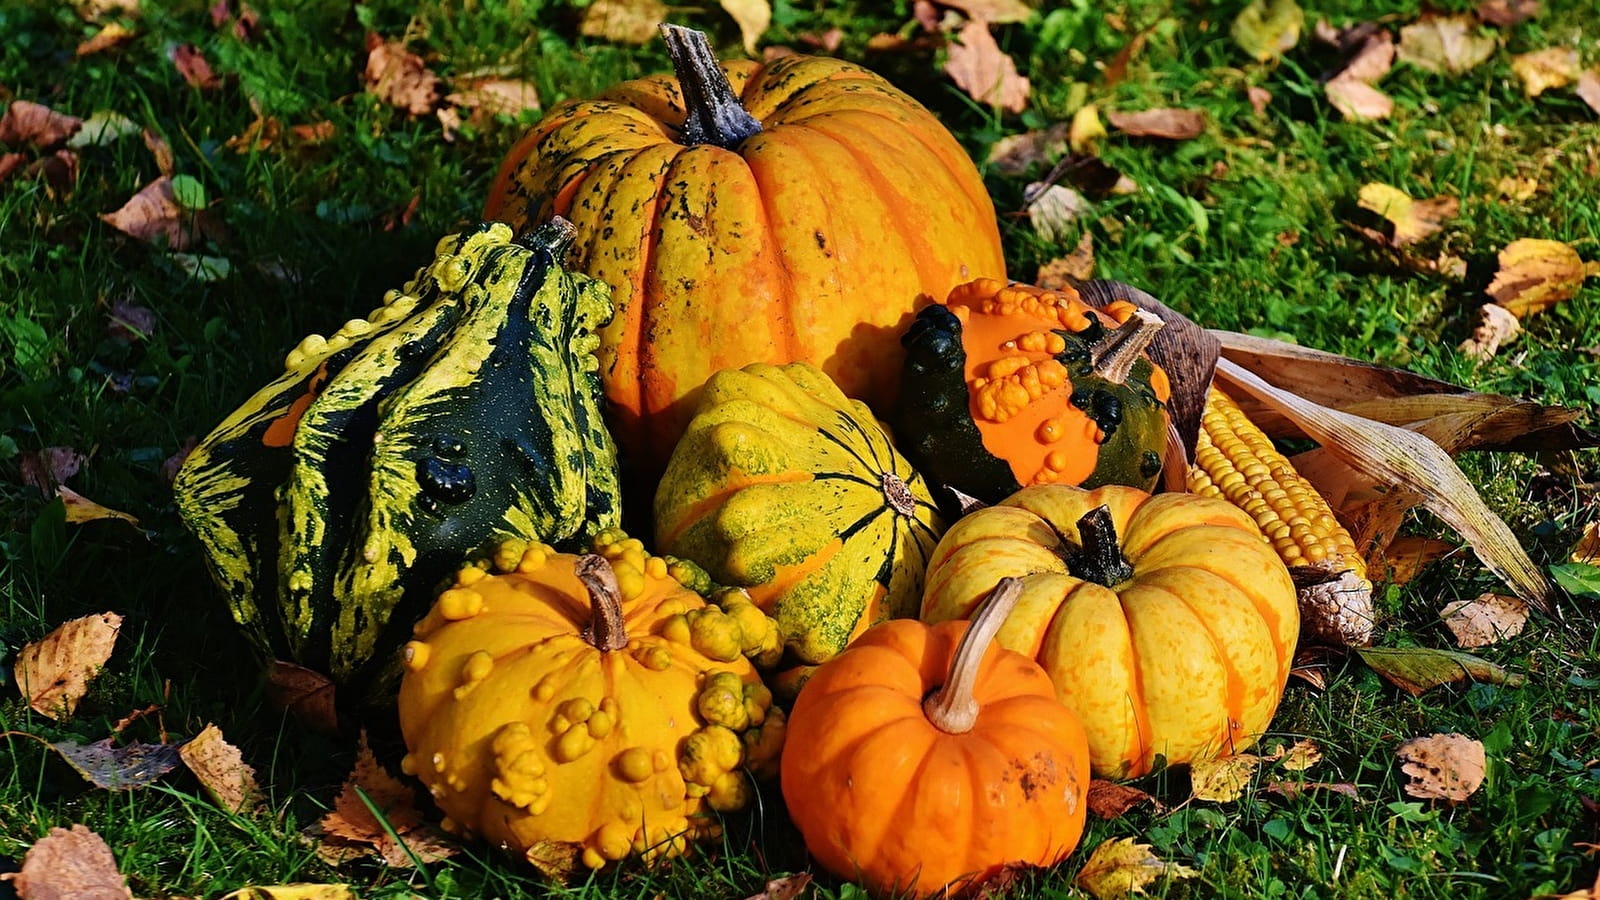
[921,484,1299,779]
[483,26,1006,481]
[783,579,1090,897]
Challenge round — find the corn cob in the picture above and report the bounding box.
[1187,387,1374,645]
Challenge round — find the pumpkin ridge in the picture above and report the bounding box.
[1100,589,1154,775]
[1147,558,1293,676]
[1137,579,1248,758]
[814,103,988,216]
[657,468,812,549]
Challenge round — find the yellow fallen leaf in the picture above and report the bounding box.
[1189,754,1260,802]
[1068,103,1105,153]
[1510,47,1580,97]
[1494,175,1538,201]
[1326,76,1393,121]
[1486,238,1600,317]
[180,723,261,813]
[1398,15,1498,75]
[219,887,357,900]
[1357,183,1459,246]
[57,485,140,527]
[1075,838,1198,898]
[578,0,667,45]
[1231,0,1303,62]
[15,612,122,719]
[1574,521,1599,564]
[1281,738,1323,772]
[720,0,771,56]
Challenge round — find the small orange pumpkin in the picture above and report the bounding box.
[782,579,1090,897]
[922,484,1299,779]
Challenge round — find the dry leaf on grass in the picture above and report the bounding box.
[1337,29,1397,84]
[142,127,174,175]
[1577,70,1600,113]
[57,486,140,527]
[579,0,667,44]
[49,737,182,790]
[1264,779,1359,800]
[1459,302,1521,361]
[171,44,221,90]
[76,23,137,57]
[1357,183,1458,246]
[1189,754,1261,803]
[721,0,772,55]
[1231,0,1304,62]
[742,873,813,900]
[1476,0,1539,27]
[1552,870,1600,900]
[1574,521,1600,564]
[179,723,260,813]
[1486,238,1600,317]
[0,824,133,900]
[314,733,458,867]
[1247,85,1272,115]
[71,0,140,20]
[0,100,84,148]
[1281,738,1323,771]
[108,297,156,343]
[18,446,87,495]
[219,887,357,900]
[1087,779,1158,819]
[1495,175,1539,201]
[940,0,1034,23]
[265,660,339,733]
[1396,733,1485,802]
[1439,592,1528,647]
[1398,15,1498,75]
[100,176,213,250]
[161,437,198,485]
[1356,645,1523,695]
[363,33,440,116]
[66,110,140,149]
[944,20,1029,113]
[987,122,1068,175]
[1107,107,1205,139]
[0,152,25,182]
[15,612,122,719]
[1069,103,1106,153]
[1036,231,1096,288]
[1024,183,1090,245]
[1511,47,1580,97]
[1376,536,1458,584]
[1326,77,1394,120]
[1075,838,1198,898]
[445,76,540,120]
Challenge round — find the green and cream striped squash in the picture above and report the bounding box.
[653,362,946,670]
[174,220,622,693]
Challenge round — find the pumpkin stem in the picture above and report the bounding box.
[576,554,629,652]
[1068,505,1135,587]
[1090,308,1164,384]
[924,577,1024,735]
[881,472,917,516]
[659,24,763,149]
[516,215,579,260]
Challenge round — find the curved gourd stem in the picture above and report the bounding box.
[924,577,1024,734]
[516,215,579,258]
[659,24,763,149]
[576,554,629,652]
[1091,308,1164,384]
[1068,505,1135,587]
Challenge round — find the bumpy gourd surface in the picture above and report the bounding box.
[398,533,784,878]
[921,485,1299,779]
[174,222,621,688]
[483,52,1007,477]
[655,362,945,665]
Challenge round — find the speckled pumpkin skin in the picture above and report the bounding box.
[921,485,1299,779]
[397,532,785,878]
[484,52,1006,481]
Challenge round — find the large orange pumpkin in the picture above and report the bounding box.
[921,484,1299,779]
[484,26,1006,480]
[782,579,1090,897]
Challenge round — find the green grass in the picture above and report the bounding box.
[2,0,1598,897]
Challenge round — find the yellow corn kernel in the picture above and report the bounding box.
[1187,388,1366,580]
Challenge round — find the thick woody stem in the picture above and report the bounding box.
[576,554,629,652]
[1091,308,1164,384]
[924,577,1024,734]
[659,24,763,149]
[1068,505,1135,587]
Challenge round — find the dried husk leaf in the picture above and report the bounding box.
[1215,357,1552,613]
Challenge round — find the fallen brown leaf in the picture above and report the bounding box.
[0,151,24,182]
[742,872,814,900]
[18,446,87,495]
[940,0,1033,24]
[1106,107,1204,139]
[1486,238,1600,317]
[987,122,1068,175]
[1575,521,1599,564]
[944,20,1029,113]
[107,296,156,343]
[170,44,221,90]
[1190,754,1261,803]
[579,0,667,45]
[1247,85,1272,116]
[1551,869,1600,900]
[721,0,772,55]
[1578,70,1600,113]
[0,100,84,148]
[1459,302,1521,361]
[1075,838,1198,899]
[1396,733,1485,802]
[179,723,261,813]
[25,149,80,199]
[1336,29,1397,84]
[1511,47,1580,97]
[1281,738,1323,771]
[1264,779,1359,800]
[1036,231,1096,288]
[1357,183,1458,246]
[290,121,335,144]
[1376,536,1458,584]
[57,486,140,527]
[1024,183,1090,245]
[142,128,174,175]
[49,737,182,790]
[314,733,458,867]
[210,1,261,41]
[14,613,122,719]
[76,22,137,57]
[797,28,843,53]
[100,176,207,250]
[160,437,199,485]
[1326,76,1394,120]
[363,33,440,116]
[445,76,540,121]
[224,114,280,153]
[1440,592,1528,647]
[1476,0,1539,27]
[0,824,133,900]
[435,105,462,142]
[1397,15,1498,75]
[1087,778,1158,819]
